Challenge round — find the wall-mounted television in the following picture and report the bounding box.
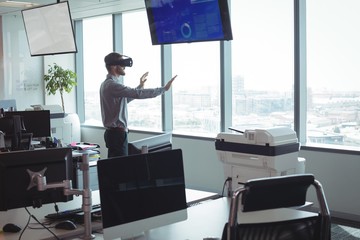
[144,0,233,45]
[21,1,77,56]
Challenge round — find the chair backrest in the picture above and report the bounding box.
[223,174,331,240]
[242,174,314,212]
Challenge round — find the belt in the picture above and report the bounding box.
[106,127,129,133]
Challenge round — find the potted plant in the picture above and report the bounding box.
[43,63,77,112]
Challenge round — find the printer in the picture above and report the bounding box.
[215,127,305,195]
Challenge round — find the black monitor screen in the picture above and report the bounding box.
[0,147,73,211]
[97,149,187,239]
[128,133,172,155]
[145,0,233,45]
[5,110,51,138]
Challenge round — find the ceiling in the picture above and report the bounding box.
[0,0,121,16]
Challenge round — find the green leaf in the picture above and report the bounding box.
[43,63,77,112]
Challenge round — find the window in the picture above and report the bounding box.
[83,15,113,126]
[76,2,360,151]
[231,0,294,131]
[172,42,221,137]
[306,0,360,147]
[122,11,162,131]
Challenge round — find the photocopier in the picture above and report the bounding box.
[215,127,305,195]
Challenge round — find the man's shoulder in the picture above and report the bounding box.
[103,77,119,85]
[101,78,128,92]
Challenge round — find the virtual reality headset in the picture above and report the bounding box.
[107,56,133,67]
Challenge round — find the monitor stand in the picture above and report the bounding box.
[121,231,148,240]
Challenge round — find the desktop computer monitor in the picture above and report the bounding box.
[97,149,188,240]
[0,147,74,211]
[4,110,51,138]
[0,115,32,151]
[128,132,172,155]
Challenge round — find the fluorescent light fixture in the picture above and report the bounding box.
[0,1,39,8]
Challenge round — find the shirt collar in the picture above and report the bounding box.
[107,73,123,83]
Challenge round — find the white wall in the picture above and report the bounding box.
[300,149,360,221]
[81,127,360,222]
[0,14,44,110]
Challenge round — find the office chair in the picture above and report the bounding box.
[222,174,331,240]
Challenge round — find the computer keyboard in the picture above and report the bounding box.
[45,204,101,220]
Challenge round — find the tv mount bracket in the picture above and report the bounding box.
[27,150,95,240]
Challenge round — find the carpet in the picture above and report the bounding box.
[331,224,360,239]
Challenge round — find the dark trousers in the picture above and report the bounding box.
[104,129,128,158]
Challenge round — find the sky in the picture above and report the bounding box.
[231,0,360,92]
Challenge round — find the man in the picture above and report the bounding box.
[100,52,176,158]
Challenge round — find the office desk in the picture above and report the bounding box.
[0,189,219,240]
[127,198,317,240]
[0,189,102,240]
[2,199,317,240]
[0,189,315,240]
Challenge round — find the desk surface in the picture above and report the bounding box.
[0,189,316,240]
[0,189,219,240]
[125,198,317,240]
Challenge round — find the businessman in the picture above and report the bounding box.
[100,52,176,157]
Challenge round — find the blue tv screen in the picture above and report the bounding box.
[145,0,233,45]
